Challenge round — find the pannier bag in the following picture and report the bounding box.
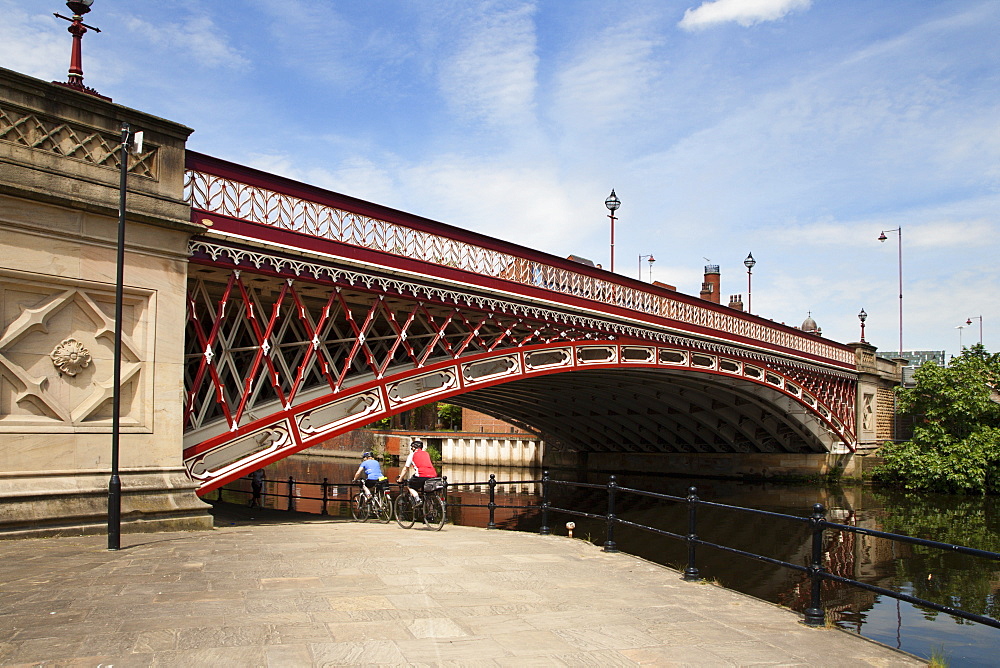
[423,478,445,493]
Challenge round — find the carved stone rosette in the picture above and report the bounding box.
[50,338,92,376]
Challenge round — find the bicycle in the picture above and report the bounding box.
[350,480,393,523]
[394,478,447,530]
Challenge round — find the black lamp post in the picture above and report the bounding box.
[743,253,756,313]
[108,122,142,550]
[605,189,620,272]
[858,308,867,343]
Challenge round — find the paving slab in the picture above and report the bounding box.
[0,502,925,667]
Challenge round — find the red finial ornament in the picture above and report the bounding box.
[52,1,111,100]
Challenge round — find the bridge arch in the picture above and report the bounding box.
[183,320,855,493]
[181,154,862,494]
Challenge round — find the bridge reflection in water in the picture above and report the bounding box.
[222,455,1000,666]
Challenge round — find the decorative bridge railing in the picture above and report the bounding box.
[183,153,855,368]
[219,471,1000,633]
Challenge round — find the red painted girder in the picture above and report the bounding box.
[190,212,855,371]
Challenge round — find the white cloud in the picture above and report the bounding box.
[0,4,72,81]
[398,156,581,254]
[436,2,540,129]
[679,0,812,30]
[123,14,249,70]
[549,17,664,133]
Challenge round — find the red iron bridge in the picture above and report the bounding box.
[181,152,862,494]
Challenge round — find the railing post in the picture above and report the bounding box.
[287,476,295,512]
[804,502,826,627]
[321,477,329,516]
[539,470,551,535]
[487,474,497,529]
[684,486,700,581]
[603,474,618,553]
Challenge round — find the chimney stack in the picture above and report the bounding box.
[728,295,744,311]
[700,264,721,304]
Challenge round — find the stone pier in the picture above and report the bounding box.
[0,67,211,537]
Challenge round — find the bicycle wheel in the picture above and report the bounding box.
[351,490,370,522]
[375,491,393,523]
[422,493,447,531]
[394,491,416,529]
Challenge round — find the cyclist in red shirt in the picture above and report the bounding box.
[397,440,437,505]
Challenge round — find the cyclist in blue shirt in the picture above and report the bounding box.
[352,451,385,497]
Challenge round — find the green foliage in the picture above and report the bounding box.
[865,488,1000,622]
[873,345,1000,494]
[426,442,442,463]
[437,403,462,430]
[365,416,392,429]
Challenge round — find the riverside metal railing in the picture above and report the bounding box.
[219,475,363,516]
[218,471,1000,631]
[531,472,1000,631]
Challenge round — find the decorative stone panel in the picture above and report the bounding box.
[0,102,157,179]
[0,269,154,431]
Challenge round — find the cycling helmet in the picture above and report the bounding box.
[410,440,424,450]
[361,451,372,459]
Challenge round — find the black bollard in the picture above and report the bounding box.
[804,503,826,626]
[321,477,329,516]
[603,475,619,552]
[684,486,701,581]
[487,474,497,529]
[539,470,551,535]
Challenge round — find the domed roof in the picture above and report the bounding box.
[801,312,819,333]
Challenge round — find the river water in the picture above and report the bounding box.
[228,454,1000,666]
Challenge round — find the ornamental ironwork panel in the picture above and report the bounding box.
[184,168,854,366]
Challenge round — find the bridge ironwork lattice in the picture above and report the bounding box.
[183,241,857,492]
[184,167,854,367]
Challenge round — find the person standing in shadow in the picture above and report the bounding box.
[249,468,265,508]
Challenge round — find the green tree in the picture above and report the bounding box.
[437,403,462,430]
[873,344,1000,494]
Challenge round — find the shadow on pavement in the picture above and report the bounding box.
[208,499,348,527]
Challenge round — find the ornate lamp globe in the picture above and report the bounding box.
[605,189,620,213]
[66,0,94,16]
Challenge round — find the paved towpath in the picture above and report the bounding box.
[0,503,924,667]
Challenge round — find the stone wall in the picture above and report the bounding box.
[0,67,211,537]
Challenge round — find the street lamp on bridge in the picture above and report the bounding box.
[639,254,655,282]
[858,308,867,343]
[966,315,983,345]
[878,227,903,356]
[605,189,620,273]
[743,252,756,313]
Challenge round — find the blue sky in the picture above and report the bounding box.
[4,0,998,357]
